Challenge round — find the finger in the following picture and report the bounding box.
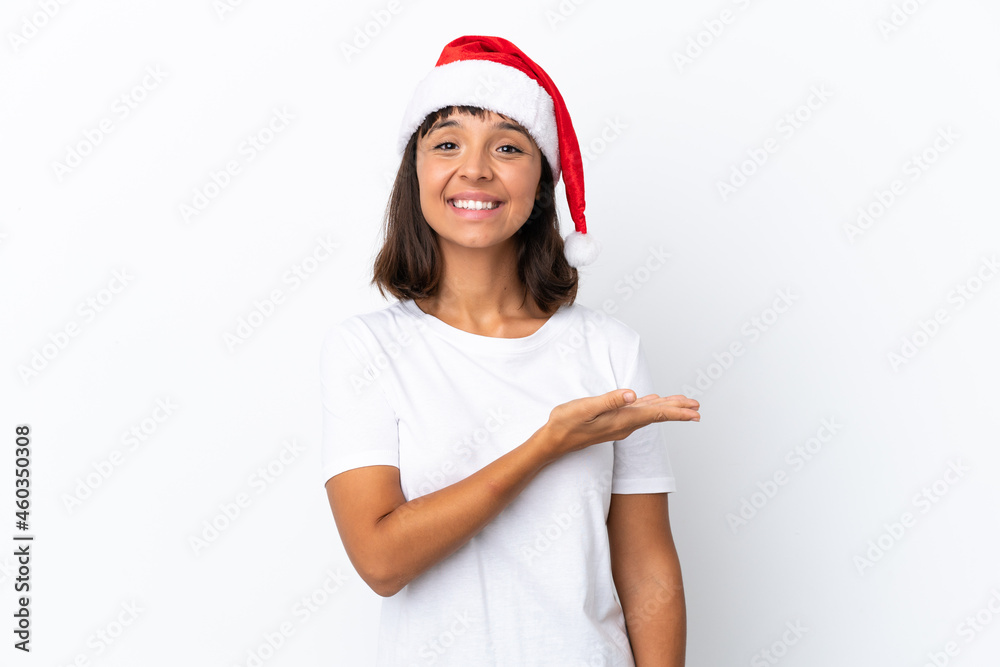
[602,389,635,414]
[619,391,663,404]
[637,404,701,423]
[659,395,700,409]
[621,394,661,409]
[667,406,700,421]
[624,394,697,410]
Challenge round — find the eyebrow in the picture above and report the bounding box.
[427,118,532,142]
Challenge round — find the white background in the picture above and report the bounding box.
[2,0,999,665]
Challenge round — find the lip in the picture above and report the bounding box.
[448,190,502,203]
[448,198,504,220]
[447,191,504,220]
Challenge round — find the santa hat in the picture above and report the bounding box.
[396,35,600,268]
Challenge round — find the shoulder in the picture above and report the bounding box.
[560,302,643,349]
[321,300,422,361]
[555,303,645,379]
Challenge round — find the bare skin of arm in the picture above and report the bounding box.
[608,492,686,666]
[325,390,699,597]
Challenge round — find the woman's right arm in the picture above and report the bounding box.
[325,389,699,597]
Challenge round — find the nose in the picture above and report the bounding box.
[457,144,493,180]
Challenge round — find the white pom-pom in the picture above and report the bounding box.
[563,231,600,268]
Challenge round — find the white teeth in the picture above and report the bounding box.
[452,199,499,210]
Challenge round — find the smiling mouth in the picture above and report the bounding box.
[449,199,502,211]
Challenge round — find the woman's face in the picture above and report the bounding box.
[415,109,542,259]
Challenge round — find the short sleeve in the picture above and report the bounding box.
[319,325,399,486]
[611,338,678,494]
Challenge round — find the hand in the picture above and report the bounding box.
[542,389,700,459]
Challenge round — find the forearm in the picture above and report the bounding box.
[370,426,557,596]
[618,564,686,666]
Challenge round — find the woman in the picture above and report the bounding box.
[321,35,700,666]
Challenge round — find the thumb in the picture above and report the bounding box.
[605,389,635,411]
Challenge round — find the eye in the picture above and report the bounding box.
[498,144,524,154]
[433,142,458,150]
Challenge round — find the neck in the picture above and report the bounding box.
[417,238,545,326]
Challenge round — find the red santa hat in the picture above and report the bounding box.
[396,35,600,268]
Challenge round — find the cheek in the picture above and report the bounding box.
[511,171,542,209]
[417,162,446,197]
[415,170,434,209]
[415,168,449,223]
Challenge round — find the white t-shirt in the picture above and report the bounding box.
[320,298,676,667]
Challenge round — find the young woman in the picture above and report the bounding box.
[321,36,700,666]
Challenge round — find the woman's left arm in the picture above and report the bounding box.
[607,492,686,667]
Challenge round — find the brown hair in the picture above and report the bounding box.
[370,105,578,315]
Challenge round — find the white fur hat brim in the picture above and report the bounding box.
[396,59,561,182]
